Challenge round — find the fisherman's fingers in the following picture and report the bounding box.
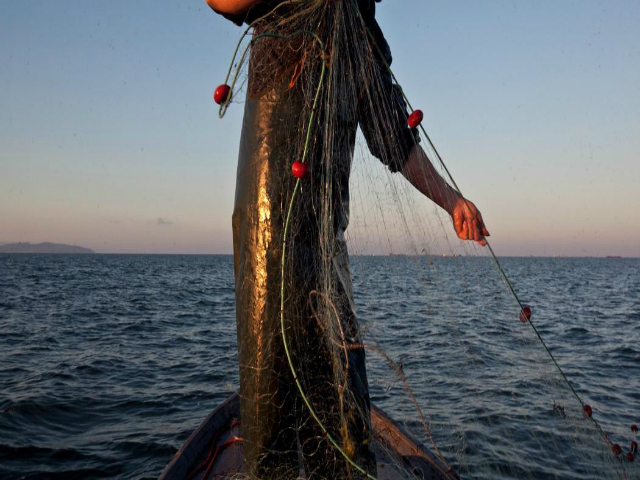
[471,219,481,242]
[478,211,490,237]
[453,210,463,235]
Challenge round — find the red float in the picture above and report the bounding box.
[519,305,532,323]
[627,452,635,463]
[407,109,424,129]
[583,404,593,418]
[612,443,622,456]
[632,423,639,432]
[214,84,231,105]
[292,160,308,179]
[632,441,638,454]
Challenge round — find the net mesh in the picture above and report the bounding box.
[217,1,632,478]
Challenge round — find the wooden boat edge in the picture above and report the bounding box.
[158,393,240,480]
[158,392,457,479]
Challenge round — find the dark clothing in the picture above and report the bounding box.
[241,0,381,27]
[234,78,377,479]
[231,2,418,478]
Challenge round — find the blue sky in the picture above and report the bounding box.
[1,1,638,255]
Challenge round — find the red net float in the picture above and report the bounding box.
[407,109,424,129]
[292,160,308,179]
[519,305,532,323]
[214,84,231,105]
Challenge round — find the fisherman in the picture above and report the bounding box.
[206,1,489,478]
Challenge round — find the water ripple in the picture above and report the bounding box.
[0,254,638,479]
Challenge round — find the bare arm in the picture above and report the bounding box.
[205,0,262,16]
[401,144,460,214]
[401,144,490,245]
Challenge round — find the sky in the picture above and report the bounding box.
[1,0,639,256]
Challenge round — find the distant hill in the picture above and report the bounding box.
[0,242,95,254]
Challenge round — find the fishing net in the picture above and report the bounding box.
[214,1,635,478]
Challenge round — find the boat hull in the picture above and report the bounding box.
[159,393,458,480]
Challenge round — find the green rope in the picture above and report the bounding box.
[222,23,377,478]
[218,1,300,118]
[221,2,612,475]
[276,34,378,480]
[222,28,378,479]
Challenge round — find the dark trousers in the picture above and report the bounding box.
[232,83,376,479]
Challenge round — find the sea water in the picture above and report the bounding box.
[1,254,638,479]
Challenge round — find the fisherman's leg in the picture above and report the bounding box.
[344,344,376,476]
[242,353,299,479]
[296,320,376,480]
[296,303,347,479]
[233,196,299,478]
[297,247,376,479]
[233,226,299,477]
[331,246,376,477]
[231,78,309,478]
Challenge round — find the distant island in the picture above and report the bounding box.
[0,242,95,254]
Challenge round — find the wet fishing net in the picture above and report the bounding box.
[213,1,637,478]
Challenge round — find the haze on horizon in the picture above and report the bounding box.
[1,1,639,257]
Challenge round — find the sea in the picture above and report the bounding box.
[1,254,638,479]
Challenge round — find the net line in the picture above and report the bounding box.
[362,22,618,457]
[214,1,632,478]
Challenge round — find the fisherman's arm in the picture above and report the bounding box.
[401,144,490,245]
[205,0,263,25]
[205,0,262,15]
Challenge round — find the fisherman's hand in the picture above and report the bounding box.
[452,198,489,246]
